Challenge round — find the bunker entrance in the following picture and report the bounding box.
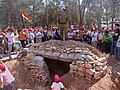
[44,58,71,80]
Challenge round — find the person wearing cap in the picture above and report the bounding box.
[51,75,67,90]
[0,62,15,90]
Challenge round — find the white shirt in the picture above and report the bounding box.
[36,32,42,39]
[67,32,74,39]
[28,32,34,40]
[6,32,13,45]
[91,31,98,41]
[51,82,64,90]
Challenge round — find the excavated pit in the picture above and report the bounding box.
[44,58,71,80]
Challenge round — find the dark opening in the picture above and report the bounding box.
[44,58,71,80]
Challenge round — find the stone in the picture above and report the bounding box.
[95,66,102,71]
[68,53,75,60]
[33,50,40,54]
[75,53,82,60]
[37,50,46,56]
[27,48,35,53]
[52,52,61,59]
[79,63,85,68]
[85,63,93,69]
[85,73,92,79]
[44,51,53,57]
[59,53,68,59]
[94,72,102,79]
[75,50,82,53]
[76,60,85,64]
[85,69,95,75]
[25,53,36,60]
[78,67,84,72]
[83,55,94,61]
[70,64,79,70]
[32,56,44,62]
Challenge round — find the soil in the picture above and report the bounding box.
[3,55,120,90]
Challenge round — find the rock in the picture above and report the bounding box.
[68,53,75,60]
[79,63,85,68]
[95,66,102,71]
[78,67,84,72]
[70,64,79,70]
[33,49,40,54]
[59,53,68,61]
[37,50,46,56]
[75,53,82,60]
[28,48,35,53]
[94,72,102,79]
[85,63,93,69]
[85,69,95,75]
[76,60,85,64]
[52,52,61,59]
[25,53,36,60]
[85,73,92,80]
[44,51,53,57]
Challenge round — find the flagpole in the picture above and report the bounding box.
[21,15,25,28]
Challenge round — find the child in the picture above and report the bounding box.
[0,61,16,90]
[51,75,67,90]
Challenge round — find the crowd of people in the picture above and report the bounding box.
[0,23,119,60]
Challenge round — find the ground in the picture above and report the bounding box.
[1,54,120,90]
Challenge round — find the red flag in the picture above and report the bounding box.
[21,12,30,20]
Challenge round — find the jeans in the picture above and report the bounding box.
[114,47,120,60]
[92,41,97,48]
[20,40,26,48]
[103,41,111,53]
[4,79,16,90]
[8,44,12,59]
[110,40,117,55]
[14,41,22,49]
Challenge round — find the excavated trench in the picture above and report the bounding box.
[44,58,71,80]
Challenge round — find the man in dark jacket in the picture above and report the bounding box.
[111,23,120,55]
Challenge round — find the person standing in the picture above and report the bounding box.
[57,9,67,41]
[110,24,120,55]
[115,36,120,60]
[51,75,67,90]
[0,61,16,90]
[5,28,13,60]
[19,29,26,48]
[35,29,42,43]
[103,30,112,53]
[91,29,98,48]
[98,30,104,51]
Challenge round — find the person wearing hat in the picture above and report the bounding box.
[51,75,67,90]
[0,62,15,90]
